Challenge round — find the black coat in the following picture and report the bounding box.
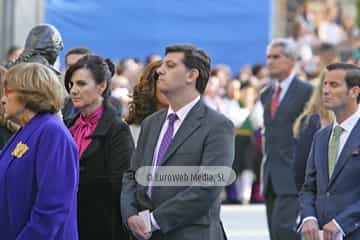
[66,103,134,240]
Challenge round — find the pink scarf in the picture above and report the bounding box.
[69,105,104,157]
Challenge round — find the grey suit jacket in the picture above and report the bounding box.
[300,119,360,240]
[121,99,234,240]
[260,77,313,195]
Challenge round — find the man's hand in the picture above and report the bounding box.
[302,219,320,240]
[127,215,151,240]
[323,220,340,240]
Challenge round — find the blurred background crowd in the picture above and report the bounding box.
[1,0,360,206]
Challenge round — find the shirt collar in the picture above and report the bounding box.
[274,70,296,91]
[167,96,201,122]
[333,105,360,133]
[276,70,296,89]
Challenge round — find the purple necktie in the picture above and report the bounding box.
[148,113,178,196]
[154,113,178,167]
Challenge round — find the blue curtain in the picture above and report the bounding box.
[46,0,270,73]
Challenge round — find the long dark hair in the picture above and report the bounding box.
[126,60,162,125]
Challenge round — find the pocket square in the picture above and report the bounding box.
[352,148,360,156]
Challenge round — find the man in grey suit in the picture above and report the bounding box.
[300,63,360,240]
[260,38,313,239]
[121,44,234,240]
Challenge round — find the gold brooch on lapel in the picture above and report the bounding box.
[12,142,29,158]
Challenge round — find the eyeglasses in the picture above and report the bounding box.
[3,87,16,97]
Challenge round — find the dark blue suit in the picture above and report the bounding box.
[0,113,79,240]
[260,77,312,239]
[300,119,360,240]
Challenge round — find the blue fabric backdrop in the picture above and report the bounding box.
[46,0,270,73]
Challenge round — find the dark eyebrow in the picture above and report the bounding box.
[164,60,178,64]
[71,79,87,84]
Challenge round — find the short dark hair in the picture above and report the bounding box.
[252,63,265,77]
[65,47,91,65]
[64,55,114,99]
[165,44,211,94]
[326,62,360,102]
[6,46,21,57]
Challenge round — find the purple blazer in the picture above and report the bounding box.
[0,113,79,240]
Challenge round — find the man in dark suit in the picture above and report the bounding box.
[121,44,234,240]
[300,63,360,240]
[260,38,313,239]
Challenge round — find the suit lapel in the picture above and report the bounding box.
[159,100,205,166]
[263,86,274,122]
[328,119,360,187]
[80,139,100,160]
[261,86,274,125]
[319,126,332,185]
[273,77,298,120]
[144,111,167,166]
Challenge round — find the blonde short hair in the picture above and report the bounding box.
[4,63,64,114]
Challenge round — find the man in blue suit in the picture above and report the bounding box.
[300,63,360,240]
[261,38,313,239]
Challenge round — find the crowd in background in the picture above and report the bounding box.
[0,0,359,206]
[0,1,359,240]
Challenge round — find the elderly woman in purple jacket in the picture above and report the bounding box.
[0,63,79,240]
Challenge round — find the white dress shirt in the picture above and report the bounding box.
[152,96,201,164]
[331,106,360,162]
[273,70,296,104]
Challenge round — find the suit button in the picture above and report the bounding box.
[326,192,330,197]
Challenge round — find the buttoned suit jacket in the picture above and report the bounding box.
[299,119,360,239]
[260,77,313,195]
[121,99,234,240]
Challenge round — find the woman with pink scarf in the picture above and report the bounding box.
[65,55,134,240]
